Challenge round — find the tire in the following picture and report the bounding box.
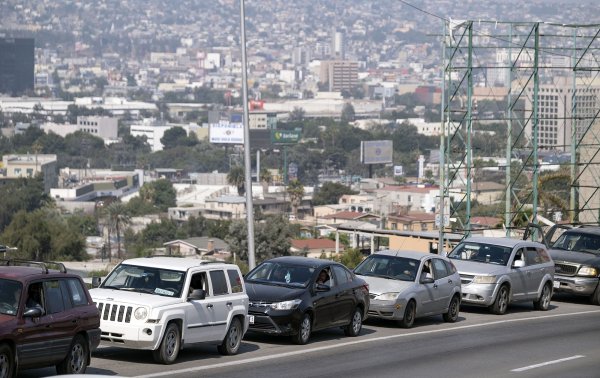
[152,323,181,364]
[291,313,311,345]
[533,282,552,311]
[398,300,416,328]
[0,343,15,378]
[217,317,242,355]
[591,282,600,306]
[443,295,460,322]
[490,285,510,315]
[343,307,363,337]
[56,334,88,375]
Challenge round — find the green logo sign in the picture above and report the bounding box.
[271,130,301,144]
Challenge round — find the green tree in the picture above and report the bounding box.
[160,126,198,149]
[340,103,356,124]
[227,166,246,196]
[340,248,365,269]
[186,215,207,237]
[138,179,177,212]
[313,182,357,206]
[226,215,293,264]
[0,177,51,232]
[104,202,131,260]
[286,179,305,217]
[289,107,306,121]
[259,168,272,196]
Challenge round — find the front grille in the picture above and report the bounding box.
[249,309,268,316]
[97,302,133,323]
[554,262,578,276]
[460,274,475,285]
[249,322,277,331]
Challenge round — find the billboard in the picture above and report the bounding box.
[209,120,244,144]
[393,165,404,176]
[271,130,301,144]
[360,140,393,164]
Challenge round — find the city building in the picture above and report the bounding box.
[130,119,198,152]
[319,60,359,92]
[1,154,57,193]
[0,37,34,96]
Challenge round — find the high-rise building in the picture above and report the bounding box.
[0,38,34,96]
[331,30,345,60]
[319,60,359,92]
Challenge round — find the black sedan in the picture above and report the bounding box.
[245,256,369,344]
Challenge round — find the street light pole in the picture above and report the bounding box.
[240,0,256,270]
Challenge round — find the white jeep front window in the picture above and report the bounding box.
[102,264,186,297]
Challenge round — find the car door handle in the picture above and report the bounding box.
[433,284,438,289]
[226,302,233,306]
[207,304,213,309]
[448,279,453,284]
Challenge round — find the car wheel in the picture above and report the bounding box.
[490,285,509,315]
[344,307,363,337]
[152,322,180,364]
[56,334,88,374]
[443,294,460,322]
[292,313,311,345]
[398,300,416,328]
[533,282,552,311]
[591,283,600,306]
[0,343,15,378]
[217,317,242,355]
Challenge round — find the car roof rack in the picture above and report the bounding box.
[0,259,67,274]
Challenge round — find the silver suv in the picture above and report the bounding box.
[448,237,554,315]
[90,257,249,364]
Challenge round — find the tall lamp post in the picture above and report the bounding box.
[240,0,256,269]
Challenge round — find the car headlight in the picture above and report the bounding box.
[376,292,400,301]
[578,266,598,277]
[472,275,497,284]
[134,307,148,320]
[270,299,302,310]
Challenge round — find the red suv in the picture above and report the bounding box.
[0,260,101,377]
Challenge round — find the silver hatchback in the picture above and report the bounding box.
[354,250,461,328]
[448,237,555,315]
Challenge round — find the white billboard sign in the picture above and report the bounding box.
[360,140,393,165]
[393,165,404,176]
[209,120,244,144]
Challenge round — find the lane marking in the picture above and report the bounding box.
[511,355,585,372]
[134,309,600,378]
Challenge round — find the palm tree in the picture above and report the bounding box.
[105,202,131,260]
[227,165,246,196]
[512,170,570,225]
[259,168,272,196]
[286,179,305,218]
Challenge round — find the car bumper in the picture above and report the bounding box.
[553,275,599,296]
[248,309,302,335]
[99,321,163,350]
[367,300,405,320]
[461,283,497,306]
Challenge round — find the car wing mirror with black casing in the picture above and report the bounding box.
[23,307,43,318]
[188,288,206,300]
[92,276,102,288]
[315,283,330,292]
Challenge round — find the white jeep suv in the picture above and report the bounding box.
[89,257,249,364]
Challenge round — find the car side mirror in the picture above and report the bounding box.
[315,283,330,292]
[420,277,435,284]
[91,276,102,288]
[512,260,525,268]
[23,307,43,318]
[188,288,206,300]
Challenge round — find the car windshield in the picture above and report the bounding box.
[101,264,186,297]
[448,242,512,266]
[551,232,600,254]
[354,255,419,282]
[0,278,22,316]
[245,262,315,288]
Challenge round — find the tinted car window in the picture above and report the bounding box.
[245,261,315,287]
[0,279,22,316]
[431,258,449,278]
[44,280,66,314]
[524,248,542,265]
[355,254,419,282]
[66,278,88,306]
[227,269,243,293]
[537,248,551,263]
[190,272,210,296]
[449,242,512,265]
[332,265,350,285]
[210,270,229,296]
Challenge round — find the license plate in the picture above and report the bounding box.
[553,281,560,289]
[249,315,254,324]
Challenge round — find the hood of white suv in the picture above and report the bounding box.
[89,288,182,308]
[451,259,511,276]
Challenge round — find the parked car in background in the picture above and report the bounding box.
[354,250,461,328]
[545,225,600,305]
[90,257,248,364]
[0,260,101,377]
[448,237,554,314]
[245,256,369,344]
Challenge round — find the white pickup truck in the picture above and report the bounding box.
[89,257,249,364]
